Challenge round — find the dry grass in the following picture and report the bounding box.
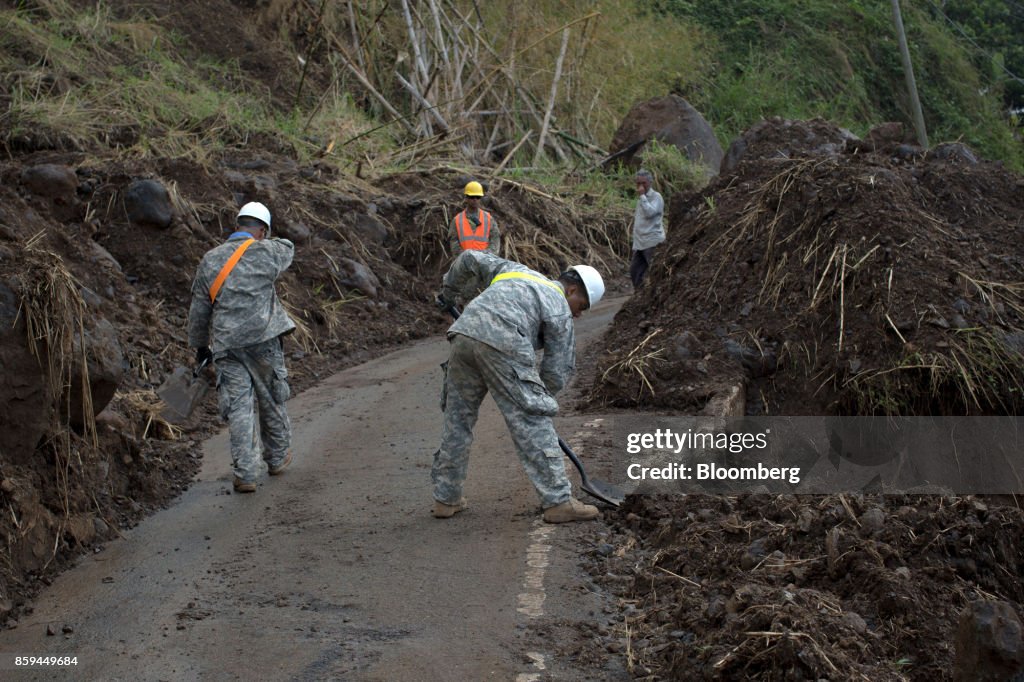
[18,234,97,519]
[601,328,666,401]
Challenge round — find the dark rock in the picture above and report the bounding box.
[46,624,56,636]
[0,281,51,464]
[332,257,381,299]
[723,338,777,378]
[859,507,885,534]
[954,601,1024,681]
[952,298,971,315]
[842,611,868,635]
[68,316,125,427]
[277,221,311,243]
[608,95,723,174]
[669,330,701,361]
[89,241,123,272]
[740,537,768,570]
[353,213,389,246]
[124,179,174,229]
[928,142,979,165]
[894,143,925,161]
[20,164,78,200]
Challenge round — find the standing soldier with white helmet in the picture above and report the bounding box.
[432,250,605,523]
[449,180,501,255]
[187,202,296,493]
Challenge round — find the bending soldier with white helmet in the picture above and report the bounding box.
[433,250,605,523]
[187,202,296,493]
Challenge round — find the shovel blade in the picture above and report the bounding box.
[580,478,625,507]
[156,367,208,424]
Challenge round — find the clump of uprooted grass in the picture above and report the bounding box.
[18,233,97,520]
[119,389,182,441]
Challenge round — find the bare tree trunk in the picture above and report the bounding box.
[534,28,570,166]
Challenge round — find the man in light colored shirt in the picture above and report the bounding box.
[630,169,665,288]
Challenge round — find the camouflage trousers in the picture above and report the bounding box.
[433,333,572,508]
[214,337,292,483]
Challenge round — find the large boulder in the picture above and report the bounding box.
[608,95,723,174]
[124,179,174,229]
[0,281,52,463]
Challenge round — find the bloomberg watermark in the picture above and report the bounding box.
[607,417,1024,495]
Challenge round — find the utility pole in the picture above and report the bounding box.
[891,0,929,148]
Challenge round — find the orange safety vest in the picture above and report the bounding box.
[454,209,492,251]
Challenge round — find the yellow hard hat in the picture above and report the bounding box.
[464,181,484,197]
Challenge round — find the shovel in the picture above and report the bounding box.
[156,357,210,424]
[442,300,624,507]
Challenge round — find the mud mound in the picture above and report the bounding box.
[584,494,1024,680]
[588,119,1024,415]
[720,117,860,174]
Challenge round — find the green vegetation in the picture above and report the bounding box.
[0,0,1020,176]
[654,0,1022,170]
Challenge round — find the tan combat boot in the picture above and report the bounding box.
[543,498,599,523]
[233,477,256,493]
[269,450,292,476]
[432,498,468,518]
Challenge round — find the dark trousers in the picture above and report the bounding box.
[630,247,657,289]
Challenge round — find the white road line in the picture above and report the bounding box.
[516,519,555,680]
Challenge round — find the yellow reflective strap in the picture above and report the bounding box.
[490,271,562,292]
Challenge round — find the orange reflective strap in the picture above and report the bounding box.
[209,238,255,303]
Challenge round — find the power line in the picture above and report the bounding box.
[924,0,1024,87]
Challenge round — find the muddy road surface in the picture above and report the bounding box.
[0,299,627,681]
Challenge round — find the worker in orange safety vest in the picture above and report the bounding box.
[448,180,501,255]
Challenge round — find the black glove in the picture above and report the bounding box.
[435,294,451,312]
[195,347,213,366]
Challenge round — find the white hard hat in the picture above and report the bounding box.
[237,201,271,230]
[570,265,604,307]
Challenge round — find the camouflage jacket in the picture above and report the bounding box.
[187,234,296,353]
[441,250,575,395]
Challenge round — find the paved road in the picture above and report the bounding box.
[0,299,625,681]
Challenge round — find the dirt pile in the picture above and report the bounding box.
[583,494,1024,679]
[588,118,1024,415]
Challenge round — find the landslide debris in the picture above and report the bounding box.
[588,118,1024,416]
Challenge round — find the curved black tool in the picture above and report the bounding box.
[558,437,624,507]
[443,301,623,507]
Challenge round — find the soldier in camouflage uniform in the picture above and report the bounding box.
[188,202,296,493]
[433,250,605,523]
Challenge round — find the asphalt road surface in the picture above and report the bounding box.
[0,298,627,681]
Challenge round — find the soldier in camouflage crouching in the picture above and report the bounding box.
[433,250,605,523]
[187,202,296,493]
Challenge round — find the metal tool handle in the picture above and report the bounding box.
[193,356,211,378]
